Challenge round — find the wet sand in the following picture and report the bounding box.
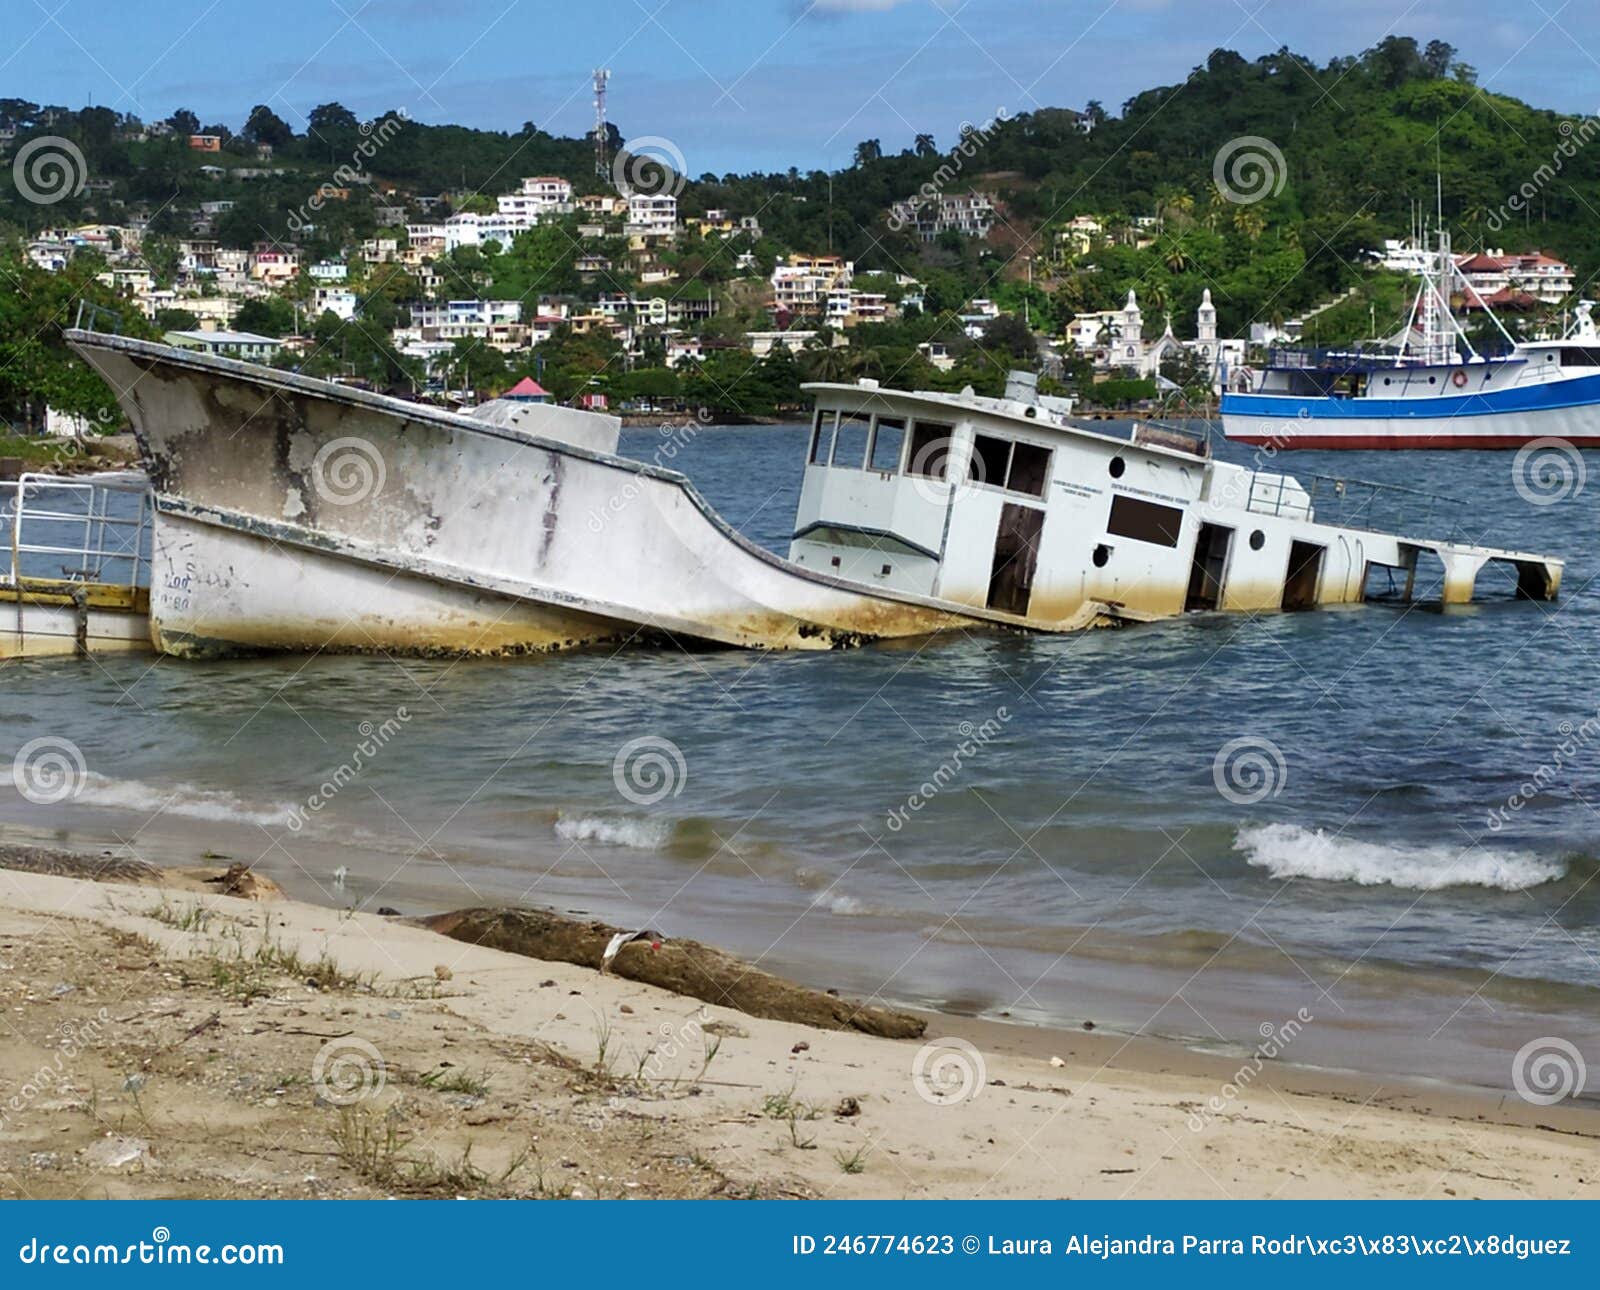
[2,854,1596,1200]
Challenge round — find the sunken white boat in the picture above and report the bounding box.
[67,329,1562,658]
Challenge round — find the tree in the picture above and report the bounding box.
[234,297,297,337]
[914,133,937,158]
[853,139,882,167]
[1422,40,1456,78]
[0,248,156,433]
[154,307,200,332]
[167,108,199,135]
[307,102,360,134]
[980,313,1037,361]
[243,104,294,149]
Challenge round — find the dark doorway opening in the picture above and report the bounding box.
[987,503,1045,616]
[1185,523,1232,611]
[1282,540,1325,610]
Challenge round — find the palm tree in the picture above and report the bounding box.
[802,341,850,383]
[914,133,937,158]
[846,346,884,380]
[1156,188,1195,229]
[1163,243,1193,274]
[1232,207,1267,241]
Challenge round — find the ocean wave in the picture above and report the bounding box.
[554,812,672,850]
[75,773,298,828]
[1235,823,1566,891]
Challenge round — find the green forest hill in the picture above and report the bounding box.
[3,34,1598,426]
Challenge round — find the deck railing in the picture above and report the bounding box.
[2,473,152,592]
[1245,470,1468,542]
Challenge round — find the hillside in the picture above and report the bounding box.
[2,35,1597,425]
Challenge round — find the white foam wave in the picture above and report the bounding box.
[1236,823,1565,892]
[554,813,671,850]
[75,774,298,828]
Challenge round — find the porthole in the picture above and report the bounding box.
[1092,544,1111,567]
[1248,529,1266,551]
[1108,456,1126,479]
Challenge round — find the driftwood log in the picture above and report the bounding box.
[420,907,926,1040]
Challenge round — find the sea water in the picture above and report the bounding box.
[2,426,1597,1094]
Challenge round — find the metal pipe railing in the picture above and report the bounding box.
[2,474,151,591]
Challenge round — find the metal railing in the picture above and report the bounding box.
[72,300,126,335]
[1244,470,1467,541]
[3,473,152,591]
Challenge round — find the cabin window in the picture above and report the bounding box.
[1107,495,1183,548]
[831,411,871,468]
[1558,347,1600,367]
[1007,442,1051,497]
[869,416,906,473]
[906,420,956,480]
[1108,455,1126,479]
[970,434,1011,487]
[809,409,837,464]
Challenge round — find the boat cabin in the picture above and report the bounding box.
[791,376,1562,623]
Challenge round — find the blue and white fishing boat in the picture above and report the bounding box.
[1222,229,1600,449]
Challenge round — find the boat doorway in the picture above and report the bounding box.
[987,503,1045,616]
[1185,523,1233,611]
[1282,540,1325,610]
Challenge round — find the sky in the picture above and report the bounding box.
[4,0,1598,174]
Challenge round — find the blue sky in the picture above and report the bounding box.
[4,0,1596,173]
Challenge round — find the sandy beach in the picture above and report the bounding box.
[1,852,1595,1201]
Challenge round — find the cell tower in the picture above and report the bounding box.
[592,68,611,179]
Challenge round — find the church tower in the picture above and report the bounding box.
[1115,288,1143,366]
[1197,287,1217,343]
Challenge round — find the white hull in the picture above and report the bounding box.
[0,597,151,660]
[1224,404,1600,449]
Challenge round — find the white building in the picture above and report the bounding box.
[889,190,997,242]
[408,299,521,330]
[626,194,678,239]
[497,176,574,223]
[313,287,359,321]
[770,255,853,315]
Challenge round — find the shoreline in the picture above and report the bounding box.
[4,806,1597,1108]
[1,844,1596,1200]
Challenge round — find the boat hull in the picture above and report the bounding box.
[67,333,1005,656]
[1222,374,1600,448]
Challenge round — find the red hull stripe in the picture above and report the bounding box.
[1225,433,1600,449]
